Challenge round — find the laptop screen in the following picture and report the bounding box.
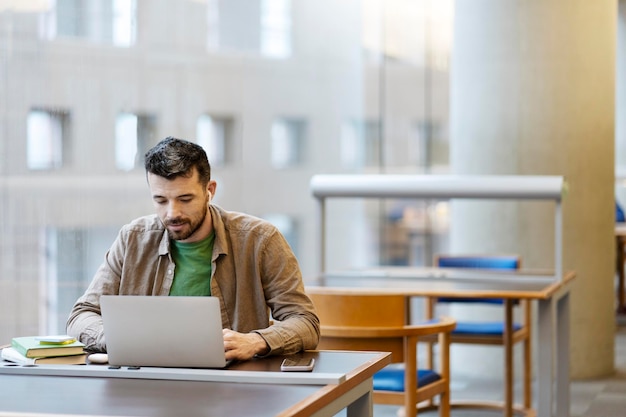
[100,295,227,368]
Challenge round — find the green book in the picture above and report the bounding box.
[11,336,85,358]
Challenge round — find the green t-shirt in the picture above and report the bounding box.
[169,233,215,296]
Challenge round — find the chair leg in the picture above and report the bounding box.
[504,299,514,417]
[405,336,418,417]
[523,301,532,409]
[439,331,451,417]
[425,297,436,409]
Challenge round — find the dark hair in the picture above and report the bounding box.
[144,137,211,185]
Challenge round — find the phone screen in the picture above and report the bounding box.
[280,357,315,372]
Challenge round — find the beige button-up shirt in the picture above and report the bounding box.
[66,204,320,355]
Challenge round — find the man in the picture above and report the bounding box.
[66,137,320,361]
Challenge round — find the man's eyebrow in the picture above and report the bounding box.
[152,193,196,199]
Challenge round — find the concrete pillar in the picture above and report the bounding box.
[450,0,616,379]
[617,1,626,203]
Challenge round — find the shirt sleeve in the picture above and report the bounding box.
[252,229,320,356]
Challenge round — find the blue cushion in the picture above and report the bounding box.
[437,256,519,305]
[373,366,441,392]
[437,256,519,269]
[452,321,522,335]
[617,201,625,223]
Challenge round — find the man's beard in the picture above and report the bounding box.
[165,204,208,241]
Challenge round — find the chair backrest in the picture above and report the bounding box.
[307,289,409,362]
[434,255,521,304]
[436,254,521,270]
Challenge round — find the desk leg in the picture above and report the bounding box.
[536,298,554,417]
[536,293,571,417]
[555,291,571,417]
[345,380,373,417]
[309,379,373,417]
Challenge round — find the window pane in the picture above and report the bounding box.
[340,119,381,170]
[207,0,291,58]
[115,112,157,171]
[113,0,137,47]
[115,112,138,171]
[197,114,234,166]
[40,0,136,47]
[261,0,291,58]
[271,118,304,169]
[27,109,66,170]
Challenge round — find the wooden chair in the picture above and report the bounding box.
[425,254,532,415]
[307,287,456,417]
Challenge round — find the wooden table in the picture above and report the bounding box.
[0,350,390,417]
[308,267,576,417]
[616,224,626,314]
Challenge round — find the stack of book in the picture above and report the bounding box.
[1,335,86,365]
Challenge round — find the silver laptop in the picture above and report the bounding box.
[100,295,228,368]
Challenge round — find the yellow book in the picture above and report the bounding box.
[2,347,87,365]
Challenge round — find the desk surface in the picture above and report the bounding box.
[308,267,576,300]
[0,350,390,417]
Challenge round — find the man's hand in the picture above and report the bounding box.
[223,329,270,361]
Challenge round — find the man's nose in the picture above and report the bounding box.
[167,201,183,219]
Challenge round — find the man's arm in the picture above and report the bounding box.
[252,230,321,356]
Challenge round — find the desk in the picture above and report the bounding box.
[308,267,576,417]
[0,350,390,417]
[616,224,626,314]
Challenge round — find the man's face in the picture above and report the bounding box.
[147,169,214,243]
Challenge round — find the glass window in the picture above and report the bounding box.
[40,0,137,47]
[115,112,157,171]
[260,0,292,58]
[41,227,119,334]
[27,108,69,170]
[207,0,291,58]
[115,112,138,171]
[196,114,235,166]
[271,118,305,169]
[340,119,381,170]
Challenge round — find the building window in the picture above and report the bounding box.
[263,214,298,256]
[206,0,292,58]
[271,118,305,169]
[27,108,70,170]
[196,115,235,166]
[41,226,119,334]
[115,112,157,171]
[40,0,137,47]
[260,0,292,58]
[340,119,381,169]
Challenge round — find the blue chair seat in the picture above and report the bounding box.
[373,366,441,391]
[452,321,522,335]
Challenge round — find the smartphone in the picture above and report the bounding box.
[280,357,315,372]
